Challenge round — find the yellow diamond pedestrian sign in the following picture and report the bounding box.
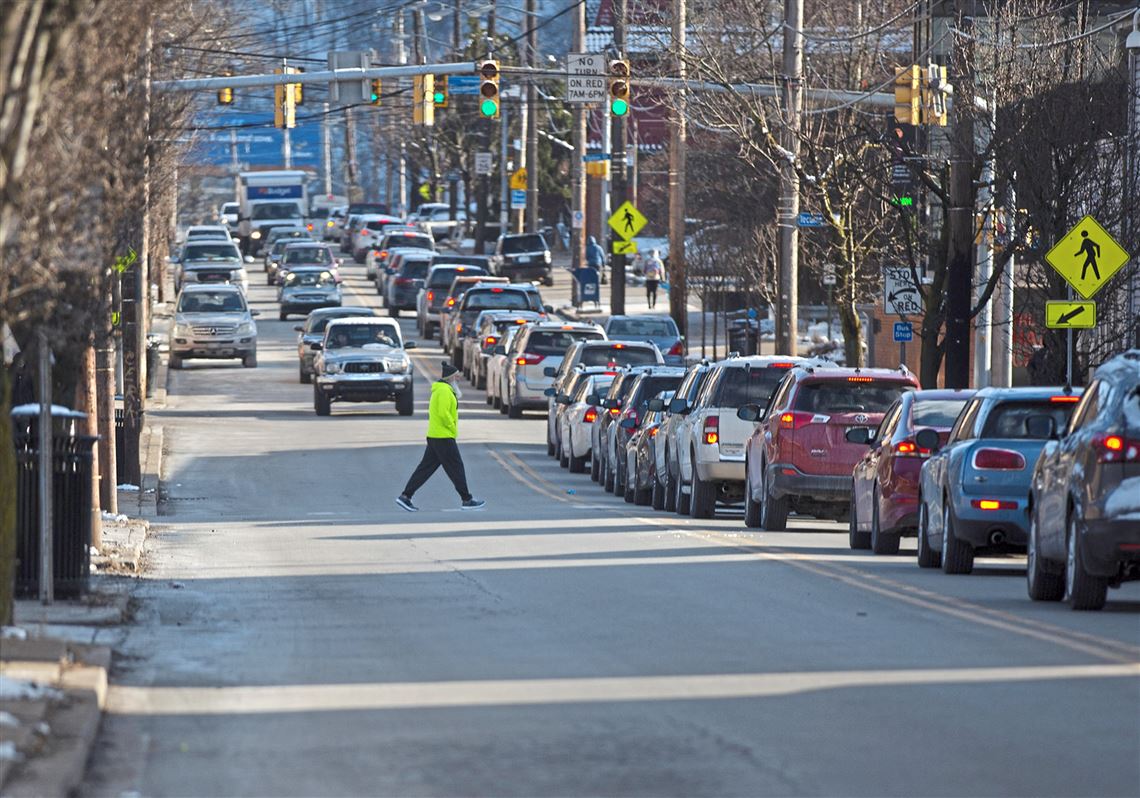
[608,201,647,240]
[1045,300,1096,329]
[612,239,638,255]
[1044,215,1130,300]
[510,168,527,190]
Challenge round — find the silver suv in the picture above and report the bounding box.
[313,318,416,416]
[170,284,258,369]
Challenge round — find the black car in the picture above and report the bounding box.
[384,254,432,317]
[492,233,553,285]
[450,283,551,368]
[610,369,687,499]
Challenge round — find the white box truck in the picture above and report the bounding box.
[238,170,309,255]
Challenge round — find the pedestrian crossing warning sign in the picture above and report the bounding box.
[1044,215,1130,300]
[608,201,647,240]
[612,238,638,255]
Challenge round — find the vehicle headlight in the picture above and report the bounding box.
[251,230,262,239]
[236,321,255,335]
[174,322,192,337]
[544,252,552,264]
[385,357,410,372]
[324,361,342,374]
[232,269,247,281]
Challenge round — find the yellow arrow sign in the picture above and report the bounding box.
[608,200,647,240]
[1045,300,1096,329]
[509,168,527,190]
[612,239,638,255]
[1044,215,1130,300]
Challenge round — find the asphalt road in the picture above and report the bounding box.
[84,262,1140,797]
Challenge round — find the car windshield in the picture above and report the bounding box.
[401,260,431,279]
[429,267,486,288]
[716,367,790,407]
[177,291,245,312]
[579,345,658,367]
[526,330,605,356]
[793,380,914,414]
[608,318,678,338]
[252,203,302,220]
[285,270,335,287]
[326,325,400,349]
[502,234,546,254]
[183,244,239,261]
[465,290,539,311]
[912,399,970,428]
[285,248,331,265]
[309,207,329,219]
[632,376,684,405]
[385,234,433,250]
[348,203,389,215]
[221,204,238,214]
[981,400,1078,439]
[307,312,372,333]
[365,219,399,230]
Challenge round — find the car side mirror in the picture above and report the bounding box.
[293,325,304,332]
[544,387,556,397]
[557,393,570,404]
[336,258,345,265]
[250,310,261,317]
[1024,415,1056,439]
[914,427,941,452]
[619,417,638,429]
[736,404,762,422]
[404,341,416,350]
[543,366,557,378]
[543,304,554,314]
[311,342,323,351]
[647,399,665,412]
[585,393,600,405]
[845,427,872,445]
[669,397,689,414]
[493,345,506,355]
[244,255,254,264]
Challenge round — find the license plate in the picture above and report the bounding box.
[517,256,531,264]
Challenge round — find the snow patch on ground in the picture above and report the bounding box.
[102,511,130,522]
[1,626,27,640]
[0,711,18,727]
[0,741,22,763]
[118,484,140,492]
[1105,476,1140,518]
[0,677,62,702]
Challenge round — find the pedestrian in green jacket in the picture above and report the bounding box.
[397,361,485,511]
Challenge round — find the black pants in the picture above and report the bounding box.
[645,279,659,308]
[403,437,471,501]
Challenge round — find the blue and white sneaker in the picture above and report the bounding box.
[461,499,486,510]
[396,495,418,512]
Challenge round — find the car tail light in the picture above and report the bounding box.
[609,406,621,417]
[771,362,795,368]
[894,438,931,457]
[584,407,598,423]
[779,411,813,430]
[484,336,498,347]
[667,340,684,356]
[516,352,544,366]
[394,277,413,286]
[971,499,1017,511]
[427,291,435,302]
[848,376,873,382]
[1096,434,1140,463]
[649,426,659,438]
[703,415,719,445]
[446,297,456,307]
[1050,395,1080,403]
[306,223,314,231]
[973,448,1026,470]
[379,250,388,259]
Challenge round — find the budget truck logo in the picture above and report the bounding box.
[247,185,303,199]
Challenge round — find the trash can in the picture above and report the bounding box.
[572,267,600,310]
[11,409,97,598]
[728,317,758,356]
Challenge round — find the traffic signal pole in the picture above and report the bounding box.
[668,0,688,341]
[610,0,627,316]
[776,0,803,357]
[525,0,539,233]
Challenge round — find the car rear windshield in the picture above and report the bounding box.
[183,244,240,261]
[348,203,389,215]
[464,290,540,311]
[434,256,489,268]
[384,234,433,249]
[715,367,790,407]
[578,376,614,400]
[307,312,372,333]
[793,380,914,414]
[912,399,970,428]
[309,207,329,219]
[579,345,659,368]
[632,376,684,405]
[177,291,245,312]
[366,220,398,230]
[285,248,331,264]
[980,400,1078,439]
[400,260,431,278]
[502,234,546,254]
[429,267,486,288]
[526,330,604,356]
[607,318,678,338]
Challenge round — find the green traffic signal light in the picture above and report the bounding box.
[480,99,498,117]
[611,98,629,116]
[434,90,445,104]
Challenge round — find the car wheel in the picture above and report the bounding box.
[476,370,486,391]
[485,392,494,407]
[559,440,570,469]
[1027,510,1064,601]
[300,365,311,384]
[390,307,400,318]
[1064,513,1107,610]
[674,464,691,516]
[279,311,288,321]
[169,354,183,370]
[916,498,941,568]
[507,398,522,419]
[940,501,975,575]
[542,274,554,287]
[424,321,435,339]
[547,433,557,458]
[690,467,716,519]
[623,465,635,503]
[242,353,257,368]
[396,388,414,417]
[759,464,788,531]
[663,460,677,513]
[848,487,871,549]
[651,475,666,510]
[266,273,274,285]
[314,388,331,416]
[870,489,900,555]
[498,396,508,415]
[569,443,587,474]
[452,348,463,369]
[603,456,617,493]
[590,449,601,482]
[744,465,761,529]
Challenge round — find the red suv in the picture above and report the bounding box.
[741,366,920,530]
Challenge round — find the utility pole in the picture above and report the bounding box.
[570,0,587,269]
[525,0,539,232]
[516,93,527,233]
[992,181,1014,387]
[972,91,996,389]
[776,0,803,356]
[500,99,511,233]
[610,0,628,315]
[944,0,975,389]
[36,330,52,605]
[96,303,116,516]
[668,0,688,339]
[80,338,101,549]
[322,101,333,196]
[395,13,408,214]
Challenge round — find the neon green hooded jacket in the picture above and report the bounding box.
[426,380,458,438]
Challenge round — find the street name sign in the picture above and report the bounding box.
[1045,300,1097,329]
[893,321,913,342]
[797,211,824,227]
[1045,215,1131,299]
[883,266,922,316]
[608,200,647,239]
[448,75,480,95]
[474,152,493,176]
[583,152,612,162]
[566,53,606,103]
[613,239,638,255]
[822,263,837,286]
[510,168,527,190]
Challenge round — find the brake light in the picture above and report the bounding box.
[1096,434,1140,462]
[516,352,544,366]
[584,407,598,423]
[971,499,1017,511]
[649,427,659,437]
[484,336,498,346]
[1050,395,1080,403]
[779,411,813,430]
[427,291,435,302]
[394,277,413,286]
[703,415,719,445]
[379,249,388,259]
[894,438,931,457]
[612,343,625,349]
[848,376,873,383]
[771,362,795,368]
[667,340,684,356]
[446,297,456,307]
[306,223,314,231]
[609,407,621,417]
[973,448,1026,470]
[491,287,504,293]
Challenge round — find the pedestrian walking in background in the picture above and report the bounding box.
[396,362,485,511]
[643,249,664,309]
[586,235,606,269]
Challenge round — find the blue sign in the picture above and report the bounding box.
[247,184,304,200]
[510,189,526,208]
[797,211,825,228]
[583,153,612,162]
[893,321,913,342]
[184,110,321,169]
[448,75,480,95]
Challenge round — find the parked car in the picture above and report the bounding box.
[278,267,341,320]
[503,322,606,419]
[915,386,1082,574]
[417,264,488,338]
[592,366,661,491]
[488,325,526,411]
[491,232,553,285]
[173,240,249,294]
[607,369,686,498]
[439,276,510,356]
[449,283,551,370]
[465,311,542,389]
[295,307,378,384]
[383,252,433,316]
[848,389,976,553]
[313,318,416,417]
[604,315,685,364]
[1025,351,1140,609]
[558,372,617,473]
[625,391,676,506]
[741,364,918,529]
[264,235,315,284]
[654,361,715,513]
[170,284,258,370]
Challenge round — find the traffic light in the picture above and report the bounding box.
[293,67,304,105]
[608,59,630,116]
[370,78,382,105]
[217,69,233,105]
[894,65,921,125]
[923,63,949,126]
[433,75,448,108]
[274,68,295,129]
[412,74,435,126]
[478,59,500,118]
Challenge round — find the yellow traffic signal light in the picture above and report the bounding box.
[608,59,630,116]
[370,78,382,105]
[433,75,448,108]
[274,68,295,129]
[217,69,233,105]
[293,67,304,105]
[894,65,921,125]
[412,74,435,126]
[478,60,500,118]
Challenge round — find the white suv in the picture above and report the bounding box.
[503,321,605,418]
